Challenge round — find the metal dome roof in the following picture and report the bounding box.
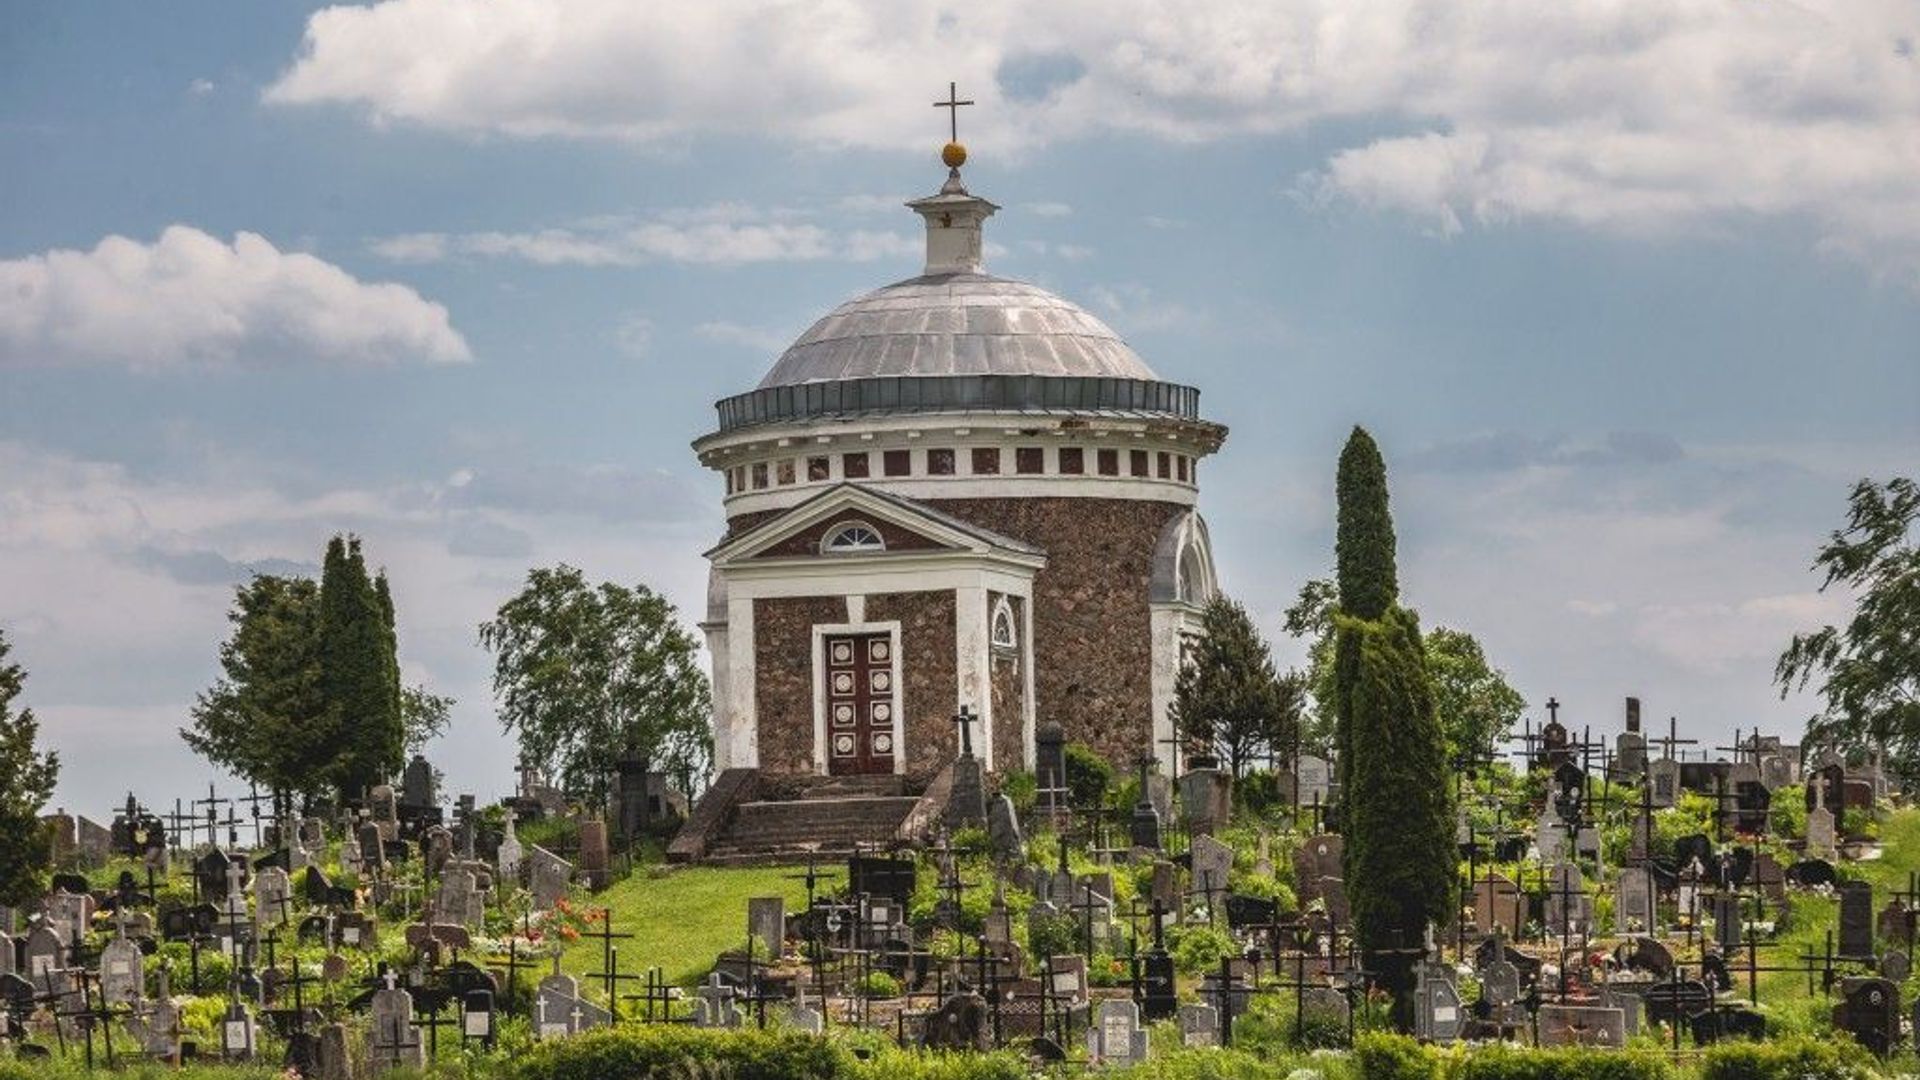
[754,272,1159,389]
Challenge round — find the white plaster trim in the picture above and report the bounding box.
[722,476,1196,518]
[725,592,758,768]
[1021,594,1037,769]
[955,585,991,771]
[1149,600,1206,777]
[727,562,1035,602]
[708,483,1049,564]
[846,594,866,623]
[811,621,905,776]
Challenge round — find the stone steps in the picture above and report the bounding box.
[705,795,919,857]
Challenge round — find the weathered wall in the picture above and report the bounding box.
[752,596,844,775]
[932,497,1181,768]
[865,590,958,783]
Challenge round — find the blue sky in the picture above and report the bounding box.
[3,1,1916,815]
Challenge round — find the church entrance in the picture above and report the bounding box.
[823,631,896,775]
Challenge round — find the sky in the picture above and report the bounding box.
[2,1,1916,818]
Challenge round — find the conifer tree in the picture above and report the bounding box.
[1330,427,1453,1027]
[1172,595,1301,777]
[0,629,59,907]
[319,536,405,797]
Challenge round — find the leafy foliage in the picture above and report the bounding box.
[1289,580,1523,767]
[479,565,712,802]
[0,629,58,907]
[182,536,443,801]
[1698,1033,1878,1080]
[1776,476,1919,789]
[1064,741,1115,808]
[1172,595,1303,776]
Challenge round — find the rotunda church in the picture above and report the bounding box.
[693,147,1226,789]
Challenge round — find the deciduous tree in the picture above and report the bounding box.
[0,629,59,907]
[479,565,712,802]
[1172,595,1302,777]
[1777,476,1919,788]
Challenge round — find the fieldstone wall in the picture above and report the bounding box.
[865,590,958,784]
[752,596,844,774]
[931,497,1182,768]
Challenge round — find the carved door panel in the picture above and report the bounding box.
[824,633,896,775]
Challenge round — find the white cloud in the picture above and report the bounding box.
[1090,283,1198,333]
[695,321,789,353]
[1025,201,1073,217]
[187,78,215,97]
[0,226,470,370]
[268,0,1920,283]
[612,314,653,359]
[371,206,916,268]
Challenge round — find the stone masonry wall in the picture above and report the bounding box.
[864,590,958,784]
[752,596,844,775]
[931,497,1182,769]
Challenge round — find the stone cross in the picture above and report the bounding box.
[952,706,977,758]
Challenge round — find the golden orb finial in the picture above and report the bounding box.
[942,141,968,169]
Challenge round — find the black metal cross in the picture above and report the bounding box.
[952,706,977,758]
[932,82,974,144]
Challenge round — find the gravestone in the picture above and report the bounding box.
[1034,722,1067,812]
[1647,758,1680,809]
[423,826,452,877]
[99,931,143,1006]
[1535,803,1566,863]
[1150,861,1180,914]
[1840,881,1875,959]
[1190,835,1234,902]
[1545,863,1591,936]
[537,970,612,1036]
[1878,949,1910,982]
[221,1000,258,1060]
[1303,985,1351,1029]
[435,867,484,929]
[748,897,786,954]
[529,846,573,911]
[945,753,987,828]
[369,785,400,842]
[1146,772,1174,825]
[1474,874,1525,938]
[1880,899,1914,948]
[335,911,376,951]
[690,972,741,1030]
[1293,834,1342,903]
[923,992,988,1050]
[1179,1001,1219,1047]
[496,814,524,885]
[987,794,1024,860]
[1807,803,1838,860]
[1086,998,1149,1064]
[1760,753,1796,791]
[1479,955,1520,1009]
[401,755,436,811]
[1615,699,1646,779]
[1295,754,1332,808]
[1178,767,1231,836]
[1575,825,1601,862]
[1412,961,1464,1043]
[254,866,292,928]
[75,816,113,866]
[1538,1003,1627,1048]
[1615,867,1655,934]
[369,981,424,1070]
[578,818,610,890]
[1712,891,1744,954]
[1834,976,1900,1057]
[358,822,386,872]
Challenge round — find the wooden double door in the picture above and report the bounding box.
[823,632,896,775]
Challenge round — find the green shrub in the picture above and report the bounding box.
[1065,742,1115,808]
[1452,1042,1673,1080]
[507,1025,840,1080]
[1353,1031,1441,1080]
[1167,923,1236,976]
[1697,1033,1878,1080]
[854,971,901,999]
[998,769,1036,813]
[1236,771,1287,818]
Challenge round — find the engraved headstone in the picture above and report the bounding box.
[1474,874,1525,938]
[99,931,144,1006]
[1647,758,1680,809]
[369,785,400,842]
[496,814,524,885]
[1086,998,1149,1064]
[1537,1003,1627,1048]
[1179,1001,1218,1047]
[987,793,1025,860]
[1190,834,1234,901]
[253,866,292,928]
[1413,961,1464,1043]
[1615,867,1655,934]
[748,897,786,955]
[368,980,424,1070]
[1840,881,1875,959]
[578,818,610,890]
[1545,863,1592,936]
[529,846,573,911]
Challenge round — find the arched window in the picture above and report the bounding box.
[990,597,1018,650]
[821,521,885,554]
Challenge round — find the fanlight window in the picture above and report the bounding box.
[990,598,1018,649]
[822,522,885,554]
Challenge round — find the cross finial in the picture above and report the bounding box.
[933,82,974,145]
[1546,697,1561,725]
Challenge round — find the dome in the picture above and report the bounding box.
[755,272,1159,389]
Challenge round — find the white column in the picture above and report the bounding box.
[954,585,992,770]
[725,591,759,768]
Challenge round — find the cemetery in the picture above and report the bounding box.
[1,67,1915,1080]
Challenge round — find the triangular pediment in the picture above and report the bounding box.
[707,484,1044,567]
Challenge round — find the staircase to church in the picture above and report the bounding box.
[674,770,928,864]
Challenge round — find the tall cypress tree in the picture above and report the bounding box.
[1330,428,1452,1026]
[319,536,403,798]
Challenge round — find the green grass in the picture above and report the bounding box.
[556,863,819,991]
